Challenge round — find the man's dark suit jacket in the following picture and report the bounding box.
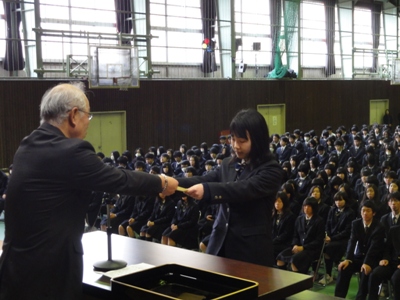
[177,157,283,267]
[0,123,162,300]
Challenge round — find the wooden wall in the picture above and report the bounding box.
[1,79,400,168]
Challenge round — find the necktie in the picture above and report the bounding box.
[393,217,397,226]
[364,226,369,235]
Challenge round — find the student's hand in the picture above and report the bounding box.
[147,221,154,226]
[361,264,372,275]
[171,225,178,231]
[110,213,116,219]
[159,175,179,196]
[185,184,204,200]
[128,218,135,225]
[379,260,389,266]
[206,215,213,221]
[292,245,303,254]
[325,236,331,243]
[338,260,350,271]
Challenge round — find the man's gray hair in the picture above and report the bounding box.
[40,82,87,125]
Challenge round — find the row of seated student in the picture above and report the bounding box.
[272,188,400,300]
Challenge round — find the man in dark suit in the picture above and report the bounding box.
[0,82,178,300]
[334,201,385,299]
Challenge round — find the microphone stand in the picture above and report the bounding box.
[93,194,127,271]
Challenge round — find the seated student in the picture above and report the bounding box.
[145,152,158,172]
[336,167,348,185]
[380,191,400,237]
[159,153,170,166]
[202,160,216,175]
[316,145,329,170]
[174,160,189,178]
[149,165,160,175]
[139,193,176,242]
[277,136,293,165]
[378,171,397,205]
[380,145,399,172]
[347,161,361,189]
[272,191,296,259]
[308,156,319,178]
[161,162,174,177]
[281,161,293,183]
[368,225,400,300]
[332,139,350,168]
[198,203,219,242]
[184,166,196,178]
[334,201,385,299]
[295,162,313,202]
[189,155,201,176]
[307,185,330,225]
[289,155,299,180]
[281,181,301,216]
[324,175,343,206]
[276,197,325,274]
[354,168,373,202]
[171,151,183,175]
[359,183,385,220]
[215,153,225,169]
[118,194,155,238]
[100,194,135,234]
[161,195,199,248]
[339,183,359,213]
[319,191,355,285]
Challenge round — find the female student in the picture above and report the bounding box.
[276,197,325,274]
[272,191,296,258]
[319,191,355,285]
[177,109,283,266]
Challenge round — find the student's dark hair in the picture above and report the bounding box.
[316,170,328,185]
[229,108,273,167]
[308,185,323,197]
[362,200,376,212]
[111,150,120,161]
[161,153,170,160]
[185,166,196,174]
[134,160,146,169]
[303,197,319,214]
[281,181,297,201]
[274,191,291,214]
[161,162,173,176]
[173,150,182,158]
[389,191,400,202]
[122,150,132,163]
[333,191,349,206]
[150,165,160,174]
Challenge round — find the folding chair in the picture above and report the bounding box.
[313,241,327,285]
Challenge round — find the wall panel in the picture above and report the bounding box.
[1,79,400,168]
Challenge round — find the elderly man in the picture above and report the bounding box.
[0,82,178,300]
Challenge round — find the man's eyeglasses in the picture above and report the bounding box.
[77,109,93,120]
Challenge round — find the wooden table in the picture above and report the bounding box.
[82,231,313,299]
